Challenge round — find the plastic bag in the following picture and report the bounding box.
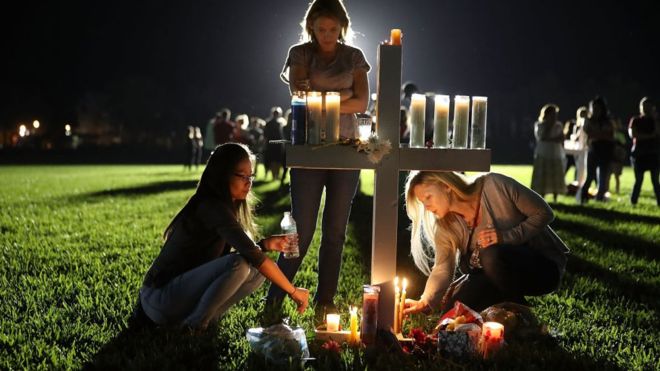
[246,324,310,366]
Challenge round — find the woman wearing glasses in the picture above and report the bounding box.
[131,142,309,331]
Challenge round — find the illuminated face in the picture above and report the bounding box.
[230,158,254,201]
[413,182,451,218]
[312,16,342,51]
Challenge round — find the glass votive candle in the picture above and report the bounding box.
[326,313,340,332]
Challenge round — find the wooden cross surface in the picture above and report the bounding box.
[285,44,491,330]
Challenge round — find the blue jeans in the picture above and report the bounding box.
[578,144,613,202]
[267,168,360,305]
[140,253,265,329]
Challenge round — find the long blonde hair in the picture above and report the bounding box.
[300,0,354,44]
[404,171,484,276]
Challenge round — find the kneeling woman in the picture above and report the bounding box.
[134,143,309,330]
[403,171,569,315]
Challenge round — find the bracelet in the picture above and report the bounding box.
[289,287,297,296]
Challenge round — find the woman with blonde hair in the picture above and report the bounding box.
[531,104,566,202]
[402,171,569,314]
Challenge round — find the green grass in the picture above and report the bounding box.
[0,164,658,370]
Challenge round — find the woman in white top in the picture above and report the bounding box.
[531,104,567,202]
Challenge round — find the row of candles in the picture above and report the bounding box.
[409,94,488,149]
[291,91,342,146]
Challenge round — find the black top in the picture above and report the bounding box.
[142,198,266,288]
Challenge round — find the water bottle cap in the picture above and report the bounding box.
[284,211,291,217]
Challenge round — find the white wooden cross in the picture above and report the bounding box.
[285,44,491,330]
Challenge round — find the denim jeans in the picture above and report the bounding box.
[140,253,265,329]
[630,154,660,205]
[579,144,613,202]
[267,168,360,305]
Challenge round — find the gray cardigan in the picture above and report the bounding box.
[420,173,570,308]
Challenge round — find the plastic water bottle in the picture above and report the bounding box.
[280,212,299,258]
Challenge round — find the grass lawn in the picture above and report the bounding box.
[0,164,658,370]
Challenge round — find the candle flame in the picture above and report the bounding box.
[402,278,408,291]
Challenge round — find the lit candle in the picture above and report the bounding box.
[433,94,450,148]
[326,313,340,333]
[361,285,380,345]
[470,96,488,149]
[481,321,505,358]
[390,29,402,46]
[307,91,323,145]
[393,277,400,333]
[409,93,426,148]
[325,91,341,142]
[349,306,359,343]
[452,95,470,148]
[399,278,407,334]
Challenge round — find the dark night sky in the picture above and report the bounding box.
[4,0,659,137]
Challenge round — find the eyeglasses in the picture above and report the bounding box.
[234,173,255,183]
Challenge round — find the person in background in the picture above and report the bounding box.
[266,0,370,320]
[193,127,204,170]
[248,116,266,174]
[402,171,568,315]
[577,96,615,204]
[531,104,566,202]
[563,119,577,179]
[628,97,660,206]
[213,108,236,146]
[571,106,589,188]
[131,143,309,332]
[263,107,286,181]
[233,114,255,148]
[280,108,293,188]
[184,126,196,171]
[608,118,628,195]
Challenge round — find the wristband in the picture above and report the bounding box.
[289,287,297,296]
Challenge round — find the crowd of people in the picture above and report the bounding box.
[531,96,659,206]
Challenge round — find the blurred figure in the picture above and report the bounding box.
[578,96,615,204]
[531,104,566,202]
[401,81,419,110]
[213,108,235,146]
[263,106,286,181]
[248,116,266,171]
[184,126,196,171]
[608,118,628,194]
[399,106,410,144]
[203,113,218,161]
[193,127,204,169]
[280,109,293,187]
[628,97,660,206]
[572,106,589,187]
[233,114,254,147]
[563,119,577,178]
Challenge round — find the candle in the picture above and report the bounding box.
[307,91,323,145]
[326,313,340,333]
[361,285,380,344]
[481,321,505,358]
[470,96,488,149]
[349,306,359,344]
[399,278,407,334]
[325,91,341,142]
[393,277,400,333]
[409,93,426,148]
[433,94,450,148]
[452,95,470,148]
[390,29,402,46]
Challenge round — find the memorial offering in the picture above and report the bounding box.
[470,96,488,149]
[452,95,470,148]
[306,91,323,145]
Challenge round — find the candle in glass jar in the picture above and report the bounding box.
[452,95,470,148]
[481,321,504,358]
[307,91,323,145]
[326,313,340,332]
[409,93,426,148]
[361,285,380,344]
[433,94,450,148]
[470,96,488,149]
[349,306,359,343]
[325,92,341,142]
[390,29,402,46]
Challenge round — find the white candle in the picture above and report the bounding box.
[325,92,341,142]
[326,313,340,332]
[433,94,450,148]
[481,321,505,358]
[409,93,426,148]
[452,95,470,148]
[470,96,488,149]
[307,91,323,145]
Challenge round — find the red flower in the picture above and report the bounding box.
[409,327,428,345]
[321,339,342,354]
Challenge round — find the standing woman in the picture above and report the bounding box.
[578,96,615,204]
[132,143,309,331]
[530,104,566,202]
[266,0,370,316]
[402,171,569,314]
